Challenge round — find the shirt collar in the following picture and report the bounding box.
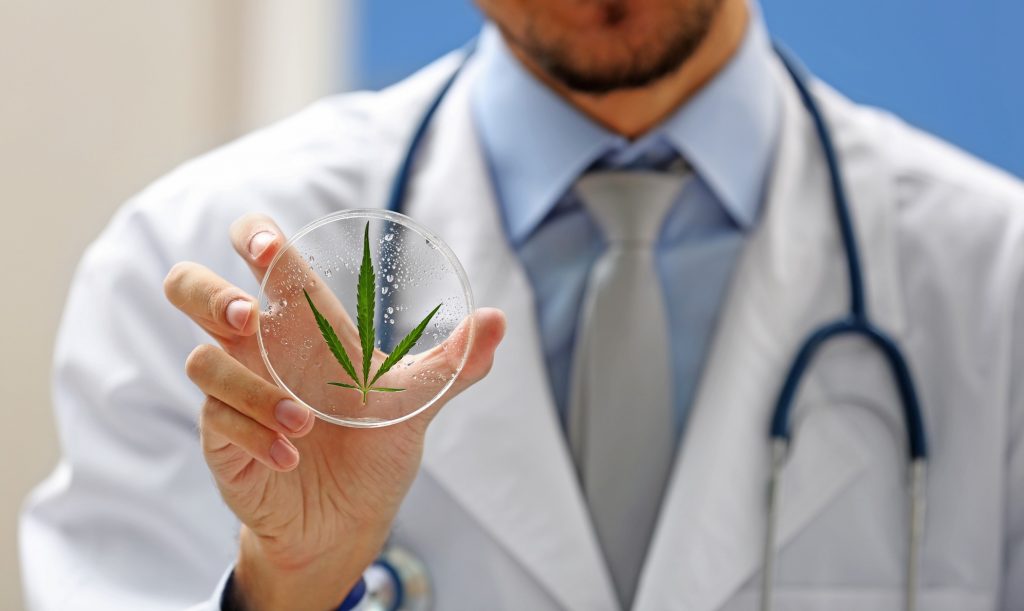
[471,9,780,245]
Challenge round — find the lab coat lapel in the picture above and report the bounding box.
[633,57,902,610]
[397,59,620,610]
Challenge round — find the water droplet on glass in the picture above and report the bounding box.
[382,287,389,295]
[386,307,394,314]
[325,269,332,278]
[384,233,394,242]
[280,299,288,308]
[386,274,394,283]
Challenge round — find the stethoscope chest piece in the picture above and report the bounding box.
[363,544,432,611]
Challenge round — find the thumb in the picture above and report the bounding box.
[449,307,506,390]
[411,307,506,427]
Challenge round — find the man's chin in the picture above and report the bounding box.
[517,9,721,94]
[538,54,693,94]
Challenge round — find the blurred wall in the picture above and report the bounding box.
[356,0,480,90]
[762,0,1024,178]
[0,1,346,608]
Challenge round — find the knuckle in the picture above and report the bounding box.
[199,397,236,447]
[478,357,496,379]
[202,396,270,450]
[201,396,235,430]
[469,356,496,384]
[240,381,270,414]
[451,356,495,397]
[199,396,223,428]
[209,286,239,323]
[185,344,219,380]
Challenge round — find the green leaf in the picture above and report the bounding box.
[309,222,441,403]
[356,221,376,386]
[369,302,442,386]
[304,289,359,385]
[327,381,360,390]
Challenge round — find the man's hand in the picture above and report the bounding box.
[163,213,506,611]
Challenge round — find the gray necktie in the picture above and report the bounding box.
[569,170,685,608]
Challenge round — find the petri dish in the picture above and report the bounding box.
[257,209,474,427]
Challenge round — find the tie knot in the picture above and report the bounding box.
[574,170,687,246]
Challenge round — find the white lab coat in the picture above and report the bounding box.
[20,47,1024,611]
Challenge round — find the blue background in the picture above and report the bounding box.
[355,0,1024,178]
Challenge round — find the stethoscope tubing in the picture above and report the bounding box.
[770,45,928,462]
[385,40,478,216]
[768,316,927,460]
[765,45,929,611]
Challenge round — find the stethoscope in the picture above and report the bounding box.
[378,41,929,611]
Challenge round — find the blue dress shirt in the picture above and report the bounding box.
[470,14,780,438]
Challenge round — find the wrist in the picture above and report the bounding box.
[231,527,377,611]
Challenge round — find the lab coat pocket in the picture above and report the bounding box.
[733,396,996,611]
[755,400,913,592]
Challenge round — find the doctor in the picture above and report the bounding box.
[20,0,1024,609]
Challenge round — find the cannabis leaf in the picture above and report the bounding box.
[369,303,441,387]
[303,288,358,385]
[305,221,443,405]
[356,222,376,384]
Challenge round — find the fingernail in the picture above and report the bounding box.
[275,399,310,433]
[225,299,252,331]
[248,231,275,258]
[270,439,299,468]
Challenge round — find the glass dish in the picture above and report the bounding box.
[257,209,474,427]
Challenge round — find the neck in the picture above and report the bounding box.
[509,0,749,139]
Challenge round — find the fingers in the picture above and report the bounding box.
[230,212,361,346]
[186,344,316,440]
[164,262,258,339]
[201,395,301,473]
[229,213,334,305]
[230,214,288,282]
